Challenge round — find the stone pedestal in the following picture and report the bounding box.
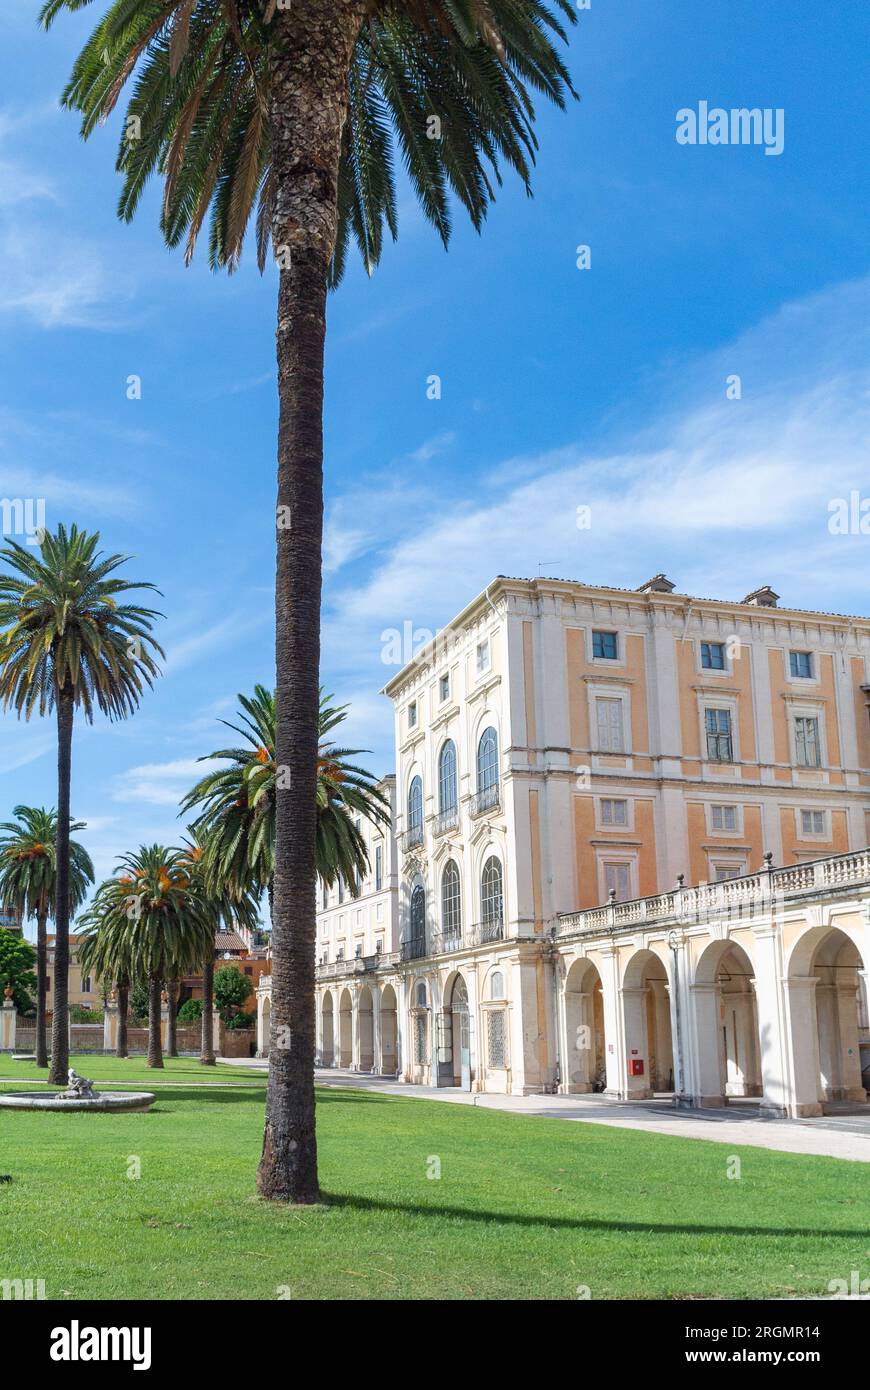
[103,999,119,1052]
[1,998,16,1051]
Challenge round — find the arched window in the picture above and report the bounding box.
[477,727,499,792]
[438,740,457,814]
[407,884,426,957]
[407,775,423,845]
[415,980,427,1009]
[481,856,504,937]
[490,970,504,1000]
[441,860,462,940]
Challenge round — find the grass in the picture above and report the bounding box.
[1,1057,868,1300]
[0,1054,265,1084]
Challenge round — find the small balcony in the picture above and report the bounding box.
[402,825,424,853]
[431,929,463,956]
[470,918,504,945]
[470,784,500,816]
[400,936,427,962]
[433,808,459,836]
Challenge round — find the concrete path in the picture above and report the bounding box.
[304,1066,870,1163]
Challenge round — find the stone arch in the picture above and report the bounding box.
[621,947,674,1096]
[380,983,398,1075]
[691,938,761,1107]
[357,984,374,1072]
[320,990,334,1068]
[563,957,606,1093]
[439,969,473,1088]
[787,923,867,1112]
[338,987,353,1069]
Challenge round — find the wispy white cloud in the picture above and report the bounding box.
[321,272,870,765]
[111,757,221,808]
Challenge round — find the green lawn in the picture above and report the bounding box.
[1,1057,867,1300]
[0,1054,266,1084]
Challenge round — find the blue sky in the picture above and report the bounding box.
[2,1,870,914]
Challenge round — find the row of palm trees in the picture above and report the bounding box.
[0,523,387,1080]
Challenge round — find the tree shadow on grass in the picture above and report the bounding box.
[324,1191,868,1241]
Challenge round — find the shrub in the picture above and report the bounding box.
[177,998,203,1023]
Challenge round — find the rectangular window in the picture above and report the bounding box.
[595,697,625,753]
[592,629,618,660]
[714,865,742,881]
[604,862,632,902]
[789,650,813,679]
[321,881,328,910]
[705,708,733,761]
[710,804,738,832]
[476,640,490,674]
[487,1010,507,1069]
[800,809,825,835]
[701,641,725,670]
[600,797,628,826]
[374,844,383,892]
[408,701,417,729]
[376,901,384,922]
[439,673,450,702]
[795,716,822,767]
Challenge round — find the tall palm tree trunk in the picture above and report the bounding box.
[49,689,74,1084]
[35,901,49,1069]
[256,0,364,1205]
[147,974,164,1069]
[116,982,129,1059]
[166,979,179,1058]
[201,956,216,1066]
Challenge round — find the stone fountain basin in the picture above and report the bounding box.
[0,1091,156,1113]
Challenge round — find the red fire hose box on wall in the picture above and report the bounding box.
[629,1059,645,1076]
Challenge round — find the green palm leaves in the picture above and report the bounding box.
[40,0,577,280]
[79,844,214,983]
[0,523,164,721]
[0,805,94,920]
[181,685,389,896]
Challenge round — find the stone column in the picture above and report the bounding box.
[814,982,839,1100]
[372,987,382,1074]
[1,992,16,1052]
[619,986,653,1099]
[212,1009,223,1058]
[598,947,624,1098]
[688,982,725,1106]
[350,984,361,1072]
[834,983,866,1101]
[752,924,796,1117]
[781,976,823,1117]
[103,996,119,1053]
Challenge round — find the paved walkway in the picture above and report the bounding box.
[302,1066,870,1163]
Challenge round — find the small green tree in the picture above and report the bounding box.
[177,998,203,1023]
[130,980,150,1022]
[0,932,37,1013]
[214,965,252,1023]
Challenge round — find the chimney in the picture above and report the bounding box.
[742,586,779,608]
[636,573,676,594]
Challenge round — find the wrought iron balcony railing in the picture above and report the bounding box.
[470,784,500,816]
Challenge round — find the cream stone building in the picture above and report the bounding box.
[257,575,870,1117]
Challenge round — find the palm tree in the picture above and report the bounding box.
[0,525,163,1083]
[76,914,136,1058]
[182,686,389,903]
[42,0,576,1199]
[0,806,94,1067]
[83,845,214,1068]
[179,832,261,1066]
